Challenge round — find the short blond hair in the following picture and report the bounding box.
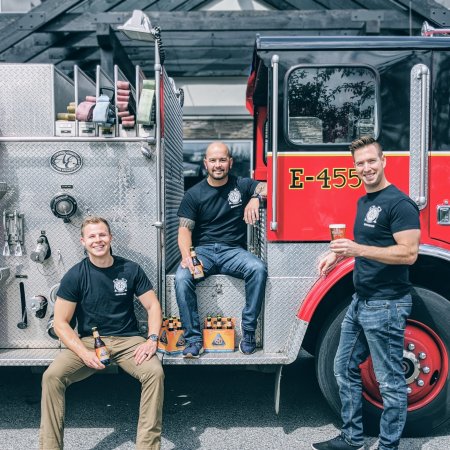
[80,216,111,237]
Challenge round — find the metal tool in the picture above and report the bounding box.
[30,231,51,263]
[17,282,27,329]
[27,295,48,319]
[14,210,22,256]
[2,210,10,256]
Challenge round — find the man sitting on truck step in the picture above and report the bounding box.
[39,216,164,450]
[175,141,268,358]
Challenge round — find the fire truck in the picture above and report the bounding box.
[0,12,448,437]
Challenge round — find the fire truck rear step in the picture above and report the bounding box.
[0,348,61,366]
[162,350,288,365]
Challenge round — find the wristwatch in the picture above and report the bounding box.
[147,334,159,342]
[251,193,263,201]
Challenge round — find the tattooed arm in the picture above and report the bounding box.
[178,217,196,271]
[244,182,268,225]
[253,182,267,197]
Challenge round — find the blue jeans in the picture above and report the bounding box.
[334,293,412,450]
[175,243,267,344]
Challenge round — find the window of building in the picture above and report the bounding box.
[286,66,378,145]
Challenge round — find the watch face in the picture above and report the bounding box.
[148,334,159,342]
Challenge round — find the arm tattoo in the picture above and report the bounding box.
[254,182,266,196]
[179,217,195,230]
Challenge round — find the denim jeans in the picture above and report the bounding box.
[334,293,412,450]
[175,243,267,344]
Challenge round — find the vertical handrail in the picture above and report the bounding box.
[113,65,119,137]
[74,65,79,137]
[135,65,141,137]
[154,42,163,301]
[417,65,429,209]
[270,54,279,231]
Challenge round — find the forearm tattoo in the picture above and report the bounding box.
[179,217,195,230]
[254,182,266,196]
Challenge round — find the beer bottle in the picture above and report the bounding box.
[190,246,205,281]
[168,318,174,332]
[206,315,212,329]
[216,315,223,329]
[92,327,111,366]
[226,317,233,329]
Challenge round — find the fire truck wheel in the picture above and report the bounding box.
[315,287,450,437]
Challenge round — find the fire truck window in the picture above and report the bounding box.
[287,67,377,145]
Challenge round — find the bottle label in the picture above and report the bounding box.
[193,265,204,279]
[95,346,110,362]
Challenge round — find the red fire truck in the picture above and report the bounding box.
[0,12,448,439]
[245,25,450,435]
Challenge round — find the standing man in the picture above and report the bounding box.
[313,136,420,450]
[175,141,267,358]
[40,216,164,450]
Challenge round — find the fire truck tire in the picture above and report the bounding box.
[315,287,450,437]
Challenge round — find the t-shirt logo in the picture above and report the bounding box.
[228,188,242,208]
[364,205,382,228]
[113,278,128,295]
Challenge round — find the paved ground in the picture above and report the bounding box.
[0,352,449,449]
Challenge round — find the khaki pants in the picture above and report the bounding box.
[39,336,164,450]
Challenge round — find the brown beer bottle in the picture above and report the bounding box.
[168,318,174,332]
[92,327,111,366]
[206,315,212,329]
[190,246,205,281]
[226,317,233,329]
[216,315,223,329]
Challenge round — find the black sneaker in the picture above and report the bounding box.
[182,342,204,359]
[311,435,363,450]
[239,330,256,355]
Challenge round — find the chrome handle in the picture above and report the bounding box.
[154,42,163,300]
[270,54,279,231]
[417,65,429,209]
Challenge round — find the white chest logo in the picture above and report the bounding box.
[113,278,128,294]
[228,188,242,207]
[365,205,382,224]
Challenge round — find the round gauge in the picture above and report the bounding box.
[50,193,78,222]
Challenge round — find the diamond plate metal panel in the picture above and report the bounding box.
[0,65,61,136]
[248,206,267,262]
[162,69,184,274]
[409,64,430,209]
[267,242,329,277]
[165,274,263,346]
[0,348,61,366]
[0,140,158,353]
[263,277,315,353]
[163,349,289,365]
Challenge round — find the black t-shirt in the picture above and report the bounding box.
[57,256,153,337]
[353,184,420,299]
[177,175,259,247]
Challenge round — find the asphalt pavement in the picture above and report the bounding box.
[0,352,448,449]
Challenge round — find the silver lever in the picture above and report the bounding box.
[14,210,22,257]
[2,211,10,257]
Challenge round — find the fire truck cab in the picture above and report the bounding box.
[245,32,450,435]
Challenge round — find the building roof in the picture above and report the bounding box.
[0,0,448,79]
